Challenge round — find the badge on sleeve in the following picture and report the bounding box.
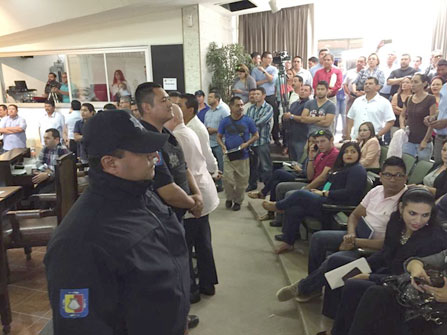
[60,289,89,318]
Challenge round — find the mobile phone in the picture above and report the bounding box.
[342,267,361,282]
[313,144,318,151]
[413,277,429,286]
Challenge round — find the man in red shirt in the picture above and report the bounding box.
[313,53,343,102]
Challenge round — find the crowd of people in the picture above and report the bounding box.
[2,45,447,335]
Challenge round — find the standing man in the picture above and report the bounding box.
[45,110,190,334]
[0,105,7,122]
[43,72,61,100]
[195,90,210,123]
[425,49,444,81]
[251,52,261,67]
[289,75,304,106]
[312,53,343,104]
[251,51,280,145]
[436,59,447,82]
[379,52,398,100]
[283,85,311,161]
[308,56,319,71]
[205,91,230,192]
[54,72,70,103]
[427,81,447,163]
[343,56,366,111]
[301,81,336,135]
[243,89,257,114]
[387,54,417,97]
[165,105,219,304]
[64,100,81,157]
[414,56,423,73]
[38,99,65,145]
[310,49,329,77]
[246,87,273,192]
[74,103,96,164]
[179,93,218,177]
[346,77,395,140]
[292,56,312,86]
[217,97,259,211]
[0,104,27,151]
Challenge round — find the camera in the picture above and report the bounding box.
[273,51,291,65]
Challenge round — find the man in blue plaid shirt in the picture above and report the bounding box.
[33,128,70,193]
[246,86,273,191]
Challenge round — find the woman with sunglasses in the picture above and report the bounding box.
[232,64,256,104]
[262,141,367,254]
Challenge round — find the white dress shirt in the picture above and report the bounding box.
[38,111,65,145]
[296,68,313,86]
[173,123,219,218]
[186,116,218,174]
[347,93,395,139]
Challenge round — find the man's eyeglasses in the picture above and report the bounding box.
[381,172,406,179]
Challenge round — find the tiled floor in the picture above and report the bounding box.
[5,247,51,335]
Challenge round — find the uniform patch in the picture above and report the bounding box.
[60,289,89,318]
[154,151,163,166]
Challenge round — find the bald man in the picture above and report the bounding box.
[165,104,220,303]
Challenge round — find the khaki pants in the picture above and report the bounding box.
[223,156,249,205]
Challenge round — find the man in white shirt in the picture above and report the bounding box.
[288,75,303,106]
[291,56,312,86]
[64,100,82,156]
[343,56,366,112]
[165,104,219,303]
[38,99,65,145]
[346,77,395,140]
[179,93,218,176]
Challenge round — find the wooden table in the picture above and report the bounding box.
[0,186,24,334]
[0,148,31,187]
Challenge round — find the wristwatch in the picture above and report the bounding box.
[289,114,294,120]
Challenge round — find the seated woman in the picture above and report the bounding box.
[342,249,447,335]
[422,139,447,200]
[318,187,447,334]
[262,142,367,254]
[357,121,380,170]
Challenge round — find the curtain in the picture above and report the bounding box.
[238,4,314,66]
[432,0,447,56]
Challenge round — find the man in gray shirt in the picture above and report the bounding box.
[0,104,27,151]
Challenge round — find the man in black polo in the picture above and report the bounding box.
[387,53,417,97]
[45,110,190,334]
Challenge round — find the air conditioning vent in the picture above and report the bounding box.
[220,0,257,12]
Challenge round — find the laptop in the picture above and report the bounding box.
[14,80,28,91]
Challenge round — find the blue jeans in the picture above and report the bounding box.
[275,189,326,245]
[297,231,360,295]
[212,145,224,187]
[402,141,433,161]
[248,143,272,188]
[261,169,297,200]
[287,139,306,162]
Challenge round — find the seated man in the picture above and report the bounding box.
[33,128,70,193]
[275,156,407,302]
[0,104,27,152]
[269,129,339,226]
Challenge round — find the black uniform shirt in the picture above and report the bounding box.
[44,168,190,334]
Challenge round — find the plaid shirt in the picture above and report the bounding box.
[246,101,273,146]
[354,67,385,89]
[36,143,70,175]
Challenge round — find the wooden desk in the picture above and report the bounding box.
[0,149,31,187]
[0,186,24,334]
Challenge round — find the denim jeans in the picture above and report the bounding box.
[297,231,361,295]
[287,139,306,162]
[212,145,224,188]
[248,143,272,188]
[402,141,433,161]
[275,189,327,245]
[261,169,297,200]
[271,182,308,223]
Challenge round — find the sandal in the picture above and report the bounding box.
[248,191,265,199]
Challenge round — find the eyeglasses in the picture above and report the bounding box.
[381,172,406,179]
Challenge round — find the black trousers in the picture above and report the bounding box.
[265,95,280,143]
[184,215,218,292]
[69,139,78,159]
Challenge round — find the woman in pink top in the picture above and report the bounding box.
[357,122,380,170]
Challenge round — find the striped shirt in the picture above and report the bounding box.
[246,101,273,146]
[354,67,385,90]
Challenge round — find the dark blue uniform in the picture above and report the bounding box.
[44,168,190,334]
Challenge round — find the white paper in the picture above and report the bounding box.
[324,257,372,290]
[163,78,177,90]
[329,73,337,88]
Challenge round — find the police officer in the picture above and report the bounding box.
[44,110,190,334]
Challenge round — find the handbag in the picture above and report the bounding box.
[383,267,447,326]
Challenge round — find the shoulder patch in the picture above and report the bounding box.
[60,289,89,318]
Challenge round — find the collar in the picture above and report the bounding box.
[88,167,151,200]
[256,101,267,109]
[173,123,187,132]
[383,185,408,200]
[141,119,177,146]
[45,112,56,118]
[362,93,379,102]
[320,146,336,157]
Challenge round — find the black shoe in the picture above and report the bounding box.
[232,203,241,211]
[200,285,215,296]
[269,220,282,227]
[190,290,201,304]
[187,315,199,329]
[245,185,257,192]
[216,185,224,192]
[225,200,233,209]
[274,234,285,242]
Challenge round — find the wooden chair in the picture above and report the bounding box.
[4,153,78,260]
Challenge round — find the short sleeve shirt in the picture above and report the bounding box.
[204,105,230,147]
[304,99,336,135]
[38,111,65,145]
[313,147,339,180]
[405,94,437,143]
[0,115,27,150]
[251,65,278,96]
[388,67,417,96]
[218,115,257,159]
[65,110,81,140]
